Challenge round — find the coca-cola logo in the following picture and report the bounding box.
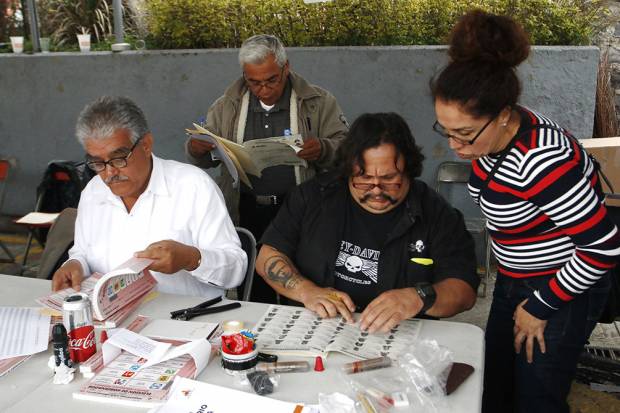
[68,325,96,362]
[69,330,95,349]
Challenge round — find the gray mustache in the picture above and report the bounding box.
[104,175,129,184]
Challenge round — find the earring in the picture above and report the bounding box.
[501,122,507,127]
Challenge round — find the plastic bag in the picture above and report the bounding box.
[234,370,280,395]
[397,339,453,399]
[340,339,453,412]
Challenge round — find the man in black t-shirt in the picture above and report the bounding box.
[257,113,479,333]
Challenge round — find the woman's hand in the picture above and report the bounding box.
[513,299,548,363]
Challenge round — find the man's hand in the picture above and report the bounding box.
[299,285,356,323]
[297,138,322,161]
[513,299,548,363]
[360,288,422,333]
[134,240,201,274]
[52,260,84,291]
[188,138,215,158]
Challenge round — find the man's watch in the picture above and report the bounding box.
[415,282,437,314]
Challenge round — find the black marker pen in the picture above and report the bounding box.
[52,323,73,368]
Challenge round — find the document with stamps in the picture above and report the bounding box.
[74,324,212,407]
[253,305,421,359]
[73,351,197,407]
[36,257,157,327]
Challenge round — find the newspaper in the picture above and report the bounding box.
[187,124,306,188]
[36,257,157,326]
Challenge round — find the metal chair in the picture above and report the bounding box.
[0,159,16,263]
[435,161,493,297]
[235,226,257,301]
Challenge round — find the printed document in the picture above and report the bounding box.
[0,307,50,359]
[102,328,210,372]
[149,377,314,413]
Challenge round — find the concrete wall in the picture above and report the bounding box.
[0,46,599,215]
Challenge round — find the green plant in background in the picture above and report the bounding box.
[37,0,136,45]
[146,0,609,49]
[0,0,23,42]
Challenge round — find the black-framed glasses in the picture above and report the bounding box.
[86,137,143,172]
[244,67,285,90]
[433,116,496,146]
[351,180,402,191]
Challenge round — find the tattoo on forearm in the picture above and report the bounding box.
[264,255,302,289]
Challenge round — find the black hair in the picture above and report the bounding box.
[430,10,531,118]
[337,112,425,180]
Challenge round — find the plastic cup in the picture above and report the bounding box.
[10,36,23,54]
[77,34,90,52]
[39,37,50,53]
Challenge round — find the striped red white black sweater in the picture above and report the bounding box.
[468,106,620,319]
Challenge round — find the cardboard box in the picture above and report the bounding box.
[580,137,620,207]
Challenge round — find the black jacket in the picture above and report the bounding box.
[261,173,479,307]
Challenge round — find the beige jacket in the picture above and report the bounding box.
[186,71,348,223]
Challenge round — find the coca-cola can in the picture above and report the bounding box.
[62,293,96,363]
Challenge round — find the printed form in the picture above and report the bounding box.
[0,307,51,359]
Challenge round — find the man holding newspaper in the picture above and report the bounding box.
[52,96,246,299]
[186,34,348,303]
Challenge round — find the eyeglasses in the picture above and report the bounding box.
[351,180,402,191]
[86,137,142,172]
[432,116,496,146]
[244,67,285,90]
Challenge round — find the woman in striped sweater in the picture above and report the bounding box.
[431,10,620,413]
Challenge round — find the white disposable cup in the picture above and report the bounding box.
[10,36,23,54]
[39,37,50,53]
[77,34,90,52]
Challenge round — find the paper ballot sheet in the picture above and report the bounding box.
[0,307,51,359]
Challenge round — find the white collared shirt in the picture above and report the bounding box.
[69,155,247,298]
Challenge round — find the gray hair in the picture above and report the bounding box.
[75,96,149,147]
[238,34,287,68]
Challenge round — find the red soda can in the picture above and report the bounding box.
[63,293,96,363]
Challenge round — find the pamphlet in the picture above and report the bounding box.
[254,305,422,359]
[186,124,306,188]
[73,351,198,407]
[74,324,212,407]
[80,315,151,377]
[36,257,157,327]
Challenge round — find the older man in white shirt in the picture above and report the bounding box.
[52,96,246,298]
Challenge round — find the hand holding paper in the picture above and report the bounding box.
[134,240,201,273]
[52,260,85,292]
[297,137,322,161]
[188,138,215,157]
